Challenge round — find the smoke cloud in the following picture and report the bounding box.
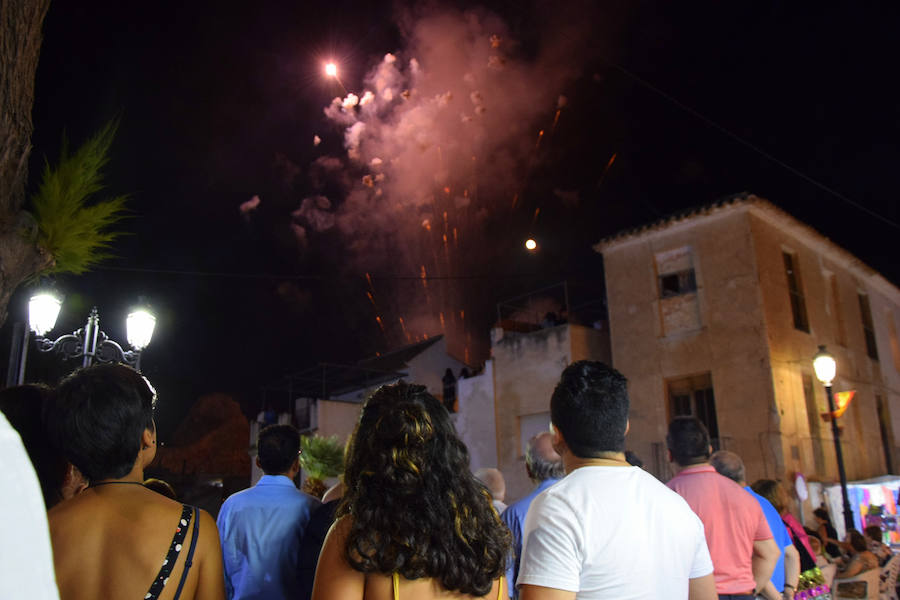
[290,4,593,359]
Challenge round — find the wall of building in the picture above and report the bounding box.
[749,208,900,481]
[316,398,364,444]
[491,324,608,502]
[404,337,468,399]
[454,360,498,472]
[602,208,779,483]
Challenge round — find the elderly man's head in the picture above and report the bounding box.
[474,467,506,503]
[525,431,564,482]
[709,450,746,484]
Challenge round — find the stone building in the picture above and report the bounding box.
[595,194,900,486]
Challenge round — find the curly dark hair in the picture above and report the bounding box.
[337,381,510,596]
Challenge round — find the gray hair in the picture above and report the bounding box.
[474,467,506,502]
[526,431,565,482]
[709,450,745,484]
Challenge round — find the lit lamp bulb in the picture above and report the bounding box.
[126,309,157,351]
[525,238,537,251]
[28,293,62,336]
[325,62,337,77]
[813,345,836,386]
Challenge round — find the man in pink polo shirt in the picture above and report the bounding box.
[666,417,780,600]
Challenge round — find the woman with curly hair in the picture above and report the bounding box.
[312,382,510,600]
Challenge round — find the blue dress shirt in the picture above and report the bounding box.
[745,486,792,592]
[500,478,560,599]
[217,475,321,600]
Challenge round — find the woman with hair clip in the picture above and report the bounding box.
[312,381,510,600]
[45,363,224,600]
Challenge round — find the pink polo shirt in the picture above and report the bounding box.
[667,464,773,594]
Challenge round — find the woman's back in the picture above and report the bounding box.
[313,517,505,600]
[49,484,223,600]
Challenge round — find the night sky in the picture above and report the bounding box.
[3,1,899,439]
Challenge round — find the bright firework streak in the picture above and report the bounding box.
[324,61,347,94]
[525,238,537,251]
[399,317,410,342]
[420,265,428,290]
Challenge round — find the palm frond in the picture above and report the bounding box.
[298,435,345,481]
[30,119,128,274]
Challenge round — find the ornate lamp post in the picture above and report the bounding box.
[813,344,854,533]
[8,291,156,385]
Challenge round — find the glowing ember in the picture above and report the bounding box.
[525,238,537,251]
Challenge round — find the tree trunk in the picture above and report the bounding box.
[0,0,53,327]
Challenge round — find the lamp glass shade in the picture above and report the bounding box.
[126,309,156,350]
[813,346,836,385]
[28,293,62,336]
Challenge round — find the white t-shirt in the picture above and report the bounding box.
[0,411,60,600]
[518,465,713,599]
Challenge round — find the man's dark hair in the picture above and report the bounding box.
[550,361,629,457]
[46,363,156,482]
[847,529,868,553]
[813,507,832,523]
[666,416,711,466]
[257,424,300,475]
[864,525,883,542]
[0,384,68,508]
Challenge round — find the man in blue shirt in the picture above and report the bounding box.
[499,431,564,599]
[217,424,321,600]
[711,450,799,600]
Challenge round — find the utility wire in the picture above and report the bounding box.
[602,59,900,231]
[97,265,567,282]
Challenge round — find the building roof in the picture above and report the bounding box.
[593,192,900,302]
[593,191,756,249]
[262,335,446,402]
[358,335,443,372]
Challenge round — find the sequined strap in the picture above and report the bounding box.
[144,504,193,600]
[391,573,505,600]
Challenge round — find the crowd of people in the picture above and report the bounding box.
[1,360,895,600]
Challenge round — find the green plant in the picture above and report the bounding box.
[299,434,344,482]
[30,119,127,274]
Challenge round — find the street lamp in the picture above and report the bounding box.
[813,344,854,534]
[9,291,156,385]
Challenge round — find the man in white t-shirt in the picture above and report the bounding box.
[0,410,60,600]
[517,361,717,600]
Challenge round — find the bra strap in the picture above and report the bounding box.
[172,506,200,600]
[392,572,400,600]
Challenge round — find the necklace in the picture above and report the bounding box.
[90,481,145,488]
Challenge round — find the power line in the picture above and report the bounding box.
[96,265,564,282]
[602,59,900,231]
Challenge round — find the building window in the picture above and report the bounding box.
[667,373,721,448]
[655,247,701,335]
[783,252,809,332]
[876,395,895,475]
[858,293,879,360]
[888,314,900,373]
[802,374,826,475]
[659,269,697,298]
[828,273,847,346]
